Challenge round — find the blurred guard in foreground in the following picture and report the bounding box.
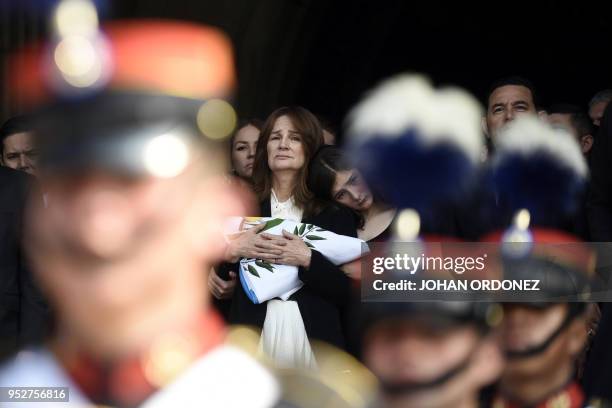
[346,75,504,408]
[0,2,279,407]
[482,117,596,408]
[361,283,503,408]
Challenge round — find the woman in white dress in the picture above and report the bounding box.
[222,106,357,368]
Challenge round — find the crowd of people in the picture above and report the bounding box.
[2,3,612,407]
[212,77,612,408]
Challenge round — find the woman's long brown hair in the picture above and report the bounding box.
[251,106,324,218]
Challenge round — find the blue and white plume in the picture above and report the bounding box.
[346,74,484,212]
[490,116,588,225]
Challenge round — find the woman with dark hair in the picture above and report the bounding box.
[307,146,395,359]
[308,145,396,243]
[222,106,357,368]
[229,118,263,180]
[208,119,263,309]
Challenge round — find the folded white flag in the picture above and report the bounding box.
[224,217,368,304]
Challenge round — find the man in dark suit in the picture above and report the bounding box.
[0,166,48,359]
[587,102,612,241]
[582,101,612,404]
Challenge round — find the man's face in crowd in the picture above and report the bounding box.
[501,304,587,379]
[25,162,243,358]
[1,131,38,175]
[547,113,576,138]
[548,113,593,154]
[363,319,502,407]
[589,100,609,127]
[486,85,537,139]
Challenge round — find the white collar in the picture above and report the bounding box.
[270,190,302,222]
[271,189,294,208]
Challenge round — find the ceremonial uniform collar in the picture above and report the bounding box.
[493,381,584,408]
[54,311,225,407]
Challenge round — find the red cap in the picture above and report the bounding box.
[9,19,235,107]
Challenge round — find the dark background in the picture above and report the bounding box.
[2,0,610,140]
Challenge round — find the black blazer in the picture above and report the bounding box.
[226,197,357,349]
[0,167,49,359]
[588,103,612,241]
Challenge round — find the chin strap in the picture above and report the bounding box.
[379,340,481,396]
[505,303,585,360]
